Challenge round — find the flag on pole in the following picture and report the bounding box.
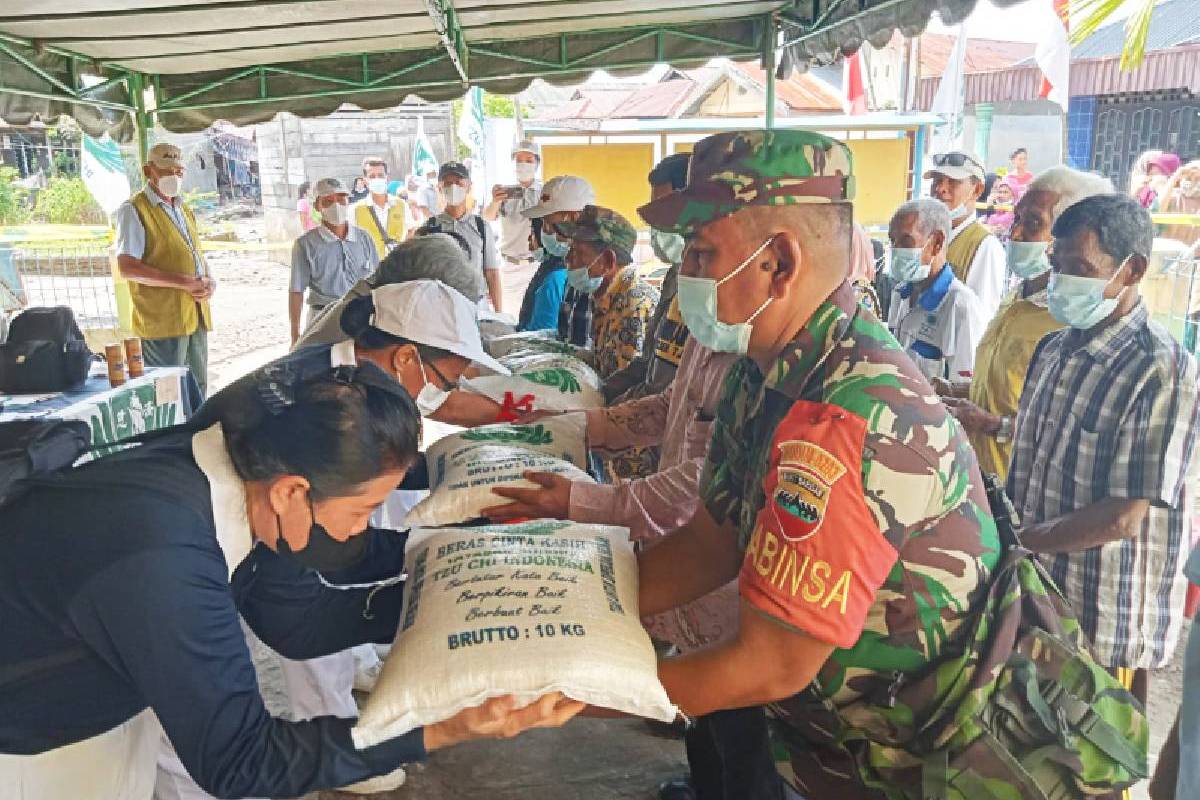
[457,86,487,189]
[80,132,131,216]
[929,25,968,153]
[412,117,439,177]
[843,50,868,115]
[1036,0,1071,112]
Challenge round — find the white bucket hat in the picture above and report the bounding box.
[369,280,509,375]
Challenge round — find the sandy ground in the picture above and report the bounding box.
[199,237,1184,800]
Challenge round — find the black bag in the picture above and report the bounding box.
[0,419,92,507]
[0,306,93,393]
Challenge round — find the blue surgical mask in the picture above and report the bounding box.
[1047,259,1127,329]
[1006,240,1050,279]
[532,247,546,261]
[650,229,686,265]
[541,230,570,258]
[676,238,775,355]
[890,247,931,284]
[566,254,604,294]
[367,178,388,195]
[947,203,970,220]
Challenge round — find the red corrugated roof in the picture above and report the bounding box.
[728,61,844,112]
[612,79,698,118]
[916,42,1200,108]
[885,31,1035,78]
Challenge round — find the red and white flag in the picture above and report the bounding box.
[843,50,868,115]
[1036,0,1070,112]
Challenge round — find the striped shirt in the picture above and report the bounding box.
[1008,301,1200,668]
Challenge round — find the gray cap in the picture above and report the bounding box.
[370,233,485,303]
[513,139,541,159]
[293,234,485,350]
[314,177,347,199]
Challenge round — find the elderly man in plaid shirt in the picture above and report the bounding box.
[1008,193,1200,708]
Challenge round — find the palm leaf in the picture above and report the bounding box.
[1068,0,1158,70]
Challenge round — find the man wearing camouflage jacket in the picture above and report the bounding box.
[636,129,1001,799]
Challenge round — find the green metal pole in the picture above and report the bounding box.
[974,102,994,166]
[764,15,777,130]
[128,72,149,167]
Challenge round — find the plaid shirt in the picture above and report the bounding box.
[1008,301,1200,668]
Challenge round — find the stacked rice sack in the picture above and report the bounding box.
[462,333,601,414]
[404,413,594,527]
[352,520,677,749]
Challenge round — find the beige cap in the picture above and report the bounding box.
[147,143,183,170]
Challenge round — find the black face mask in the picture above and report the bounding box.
[275,496,368,573]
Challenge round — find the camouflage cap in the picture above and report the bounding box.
[557,205,636,266]
[638,129,855,235]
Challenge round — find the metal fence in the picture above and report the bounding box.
[1147,239,1200,353]
[0,240,119,335]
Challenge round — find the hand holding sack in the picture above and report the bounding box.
[351,521,677,749]
[404,413,592,527]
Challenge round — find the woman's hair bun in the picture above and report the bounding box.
[339,293,376,338]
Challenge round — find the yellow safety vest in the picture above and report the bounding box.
[967,291,1063,480]
[945,220,992,286]
[128,192,212,339]
[354,202,405,257]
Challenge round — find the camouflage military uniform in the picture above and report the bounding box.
[699,281,1000,798]
[641,130,1000,799]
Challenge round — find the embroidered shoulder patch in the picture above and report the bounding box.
[771,440,847,541]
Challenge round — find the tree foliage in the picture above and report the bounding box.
[1069,0,1157,70]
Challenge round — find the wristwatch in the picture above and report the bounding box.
[994,416,1014,444]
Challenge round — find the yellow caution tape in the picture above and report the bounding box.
[199,240,292,252]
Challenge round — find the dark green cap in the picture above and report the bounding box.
[638,129,855,235]
[557,205,637,266]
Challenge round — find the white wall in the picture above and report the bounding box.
[963,101,1063,175]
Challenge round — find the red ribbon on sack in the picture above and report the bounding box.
[495,392,536,423]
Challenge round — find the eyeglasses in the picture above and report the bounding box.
[932,152,983,172]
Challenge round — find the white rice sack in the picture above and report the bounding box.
[351,520,678,748]
[460,364,604,413]
[477,317,517,341]
[496,352,601,387]
[404,414,592,528]
[487,331,595,366]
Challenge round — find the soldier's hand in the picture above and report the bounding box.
[483,471,572,521]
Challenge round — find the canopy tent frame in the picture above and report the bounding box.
[0,0,1013,166]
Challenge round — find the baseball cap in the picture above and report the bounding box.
[513,140,541,159]
[147,143,184,170]
[368,280,509,375]
[314,177,348,199]
[524,175,596,219]
[638,130,854,235]
[924,151,986,182]
[438,161,470,181]
[556,205,636,267]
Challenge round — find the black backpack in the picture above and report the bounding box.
[0,419,92,508]
[0,306,93,393]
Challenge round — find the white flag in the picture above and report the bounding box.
[1035,0,1070,113]
[457,86,487,190]
[80,133,131,216]
[412,117,439,177]
[929,25,968,154]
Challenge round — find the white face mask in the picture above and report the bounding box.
[367,178,388,196]
[322,201,349,226]
[444,184,468,206]
[156,174,182,199]
[514,162,537,182]
[413,352,453,416]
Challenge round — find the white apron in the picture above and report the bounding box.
[0,709,160,800]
